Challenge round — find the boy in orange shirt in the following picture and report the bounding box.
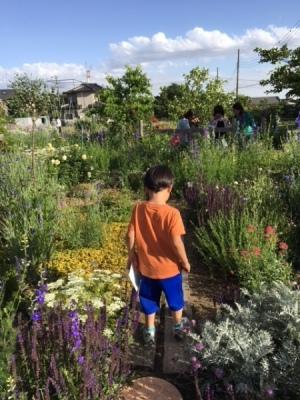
[127,165,191,344]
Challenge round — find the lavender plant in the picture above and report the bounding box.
[13,291,138,399]
[0,153,62,285]
[183,180,243,226]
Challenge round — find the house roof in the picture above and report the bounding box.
[0,89,15,101]
[250,96,281,106]
[63,83,102,95]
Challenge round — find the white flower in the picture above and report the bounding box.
[92,299,104,308]
[103,328,113,338]
[87,171,92,178]
[258,167,263,172]
[62,155,67,161]
[215,185,219,190]
[51,159,56,165]
[234,181,238,185]
[74,144,79,148]
[55,159,60,166]
[81,154,87,160]
[244,179,248,183]
[90,166,94,171]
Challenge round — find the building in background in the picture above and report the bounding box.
[62,83,102,119]
[0,89,15,114]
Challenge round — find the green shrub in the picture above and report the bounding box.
[190,282,300,399]
[57,205,104,250]
[0,154,62,285]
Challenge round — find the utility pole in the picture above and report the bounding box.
[216,67,219,80]
[236,48,240,99]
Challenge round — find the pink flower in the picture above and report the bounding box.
[278,242,288,251]
[264,225,276,237]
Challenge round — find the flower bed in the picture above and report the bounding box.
[49,223,128,276]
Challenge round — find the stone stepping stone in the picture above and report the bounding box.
[120,377,183,400]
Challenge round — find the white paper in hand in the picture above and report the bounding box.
[128,264,141,292]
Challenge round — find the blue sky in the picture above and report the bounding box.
[1,0,300,95]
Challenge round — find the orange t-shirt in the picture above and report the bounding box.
[128,201,186,279]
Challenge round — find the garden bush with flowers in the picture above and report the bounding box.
[2,125,300,398]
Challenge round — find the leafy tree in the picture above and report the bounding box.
[254,45,300,98]
[97,66,154,141]
[167,67,234,123]
[0,104,7,135]
[154,83,184,119]
[7,74,60,176]
[7,74,58,118]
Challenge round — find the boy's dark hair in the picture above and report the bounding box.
[213,105,225,116]
[144,165,174,193]
[233,102,244,114]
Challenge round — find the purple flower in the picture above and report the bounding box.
[191,356,202,372]
[32,310,41,322]
[69,311,82,351]
[264,387,275,398]
[214,367,224,380]
[78,355,85,365]
[194,342,205,352]
[35,284,48,305]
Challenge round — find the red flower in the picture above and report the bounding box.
[278,242,288,251]
[264,225,277,240]
[252,247,261,256]
[171,135,180,146]
[246,225,256,233]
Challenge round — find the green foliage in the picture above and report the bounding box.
[255,45,300,98]
[193,176,292,290]
[47,142,109,188]
[0,286,18,398]
[57,206,104,250]
[190,282,300,399]
[0,105,7,135]
[167,67,234,123]
[0,154,62,284]
[97,65,154,142]
[154,83,184,119]
[7,74,60,118]
[98,189,134,222]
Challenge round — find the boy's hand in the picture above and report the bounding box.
[181,262,191,273]
[127,253,138,271]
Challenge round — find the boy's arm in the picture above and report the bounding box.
[171,234,191,273]
[127,228,138,270]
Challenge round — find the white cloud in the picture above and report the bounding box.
[1,25,299,97]
[108,25,300,67]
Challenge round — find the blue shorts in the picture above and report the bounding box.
[139,273,184,315]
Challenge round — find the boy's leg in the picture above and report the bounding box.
[145,312,156,329]
[139,276,161,344]
[171,309,183,325]
[160,274,186,339]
